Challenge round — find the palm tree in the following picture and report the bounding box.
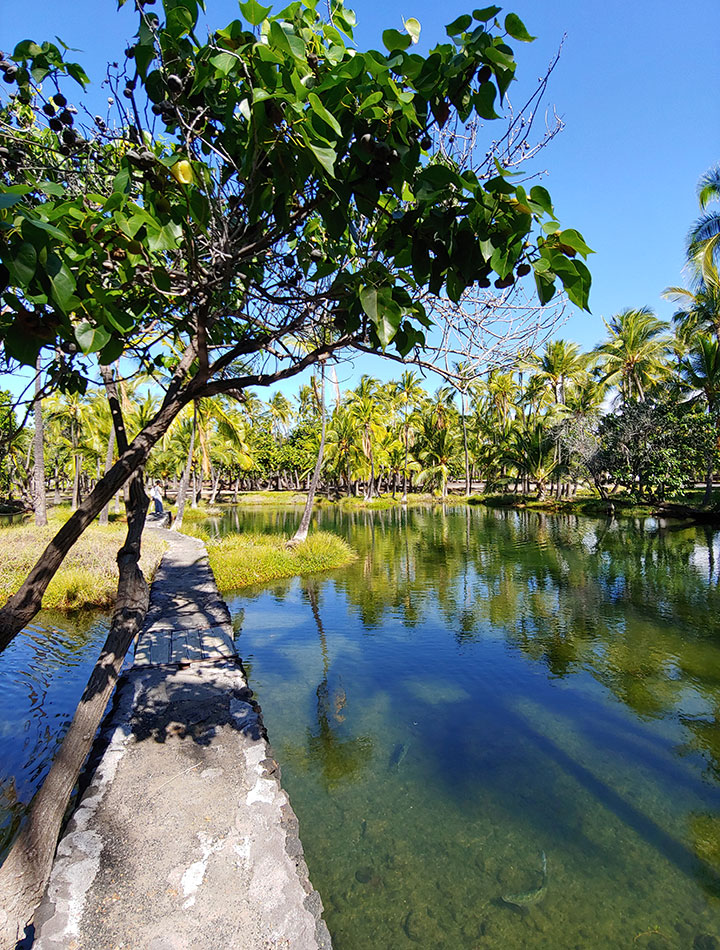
[268,392,294,439]
[346,376,385,499]
[527,339,590,406]
[392,371,425,501]
[595,307,671,404]
[506,422,557,499]
[415,415,458,500]
[46,392,91,509]
[688,164,720,286]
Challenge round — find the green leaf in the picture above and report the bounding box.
[404,17,421,44]
[504,13,536,42]
[46,254,76,312]
[24,216,68,242]
[529,185,554,217]
[166,6,195,37]
[98,335,125,365]
[382,29,412,51]
[211,52,238,76]
[239,0,272,26]
[0,194,23,210]
[37,181,65,198]
[307,142,337,177]
[552,256,592,311]
[473,6,501,21]
[75,320,112,354]
[474,82,498,119]
[446,13,472,35]
[66,62,90,87]
[374,289,402,347]
[147,222,183,252]
[534,271,556,305]
[308,92,342,137]
[10,242,37,285]
[558,228,594,258]
[359,285,378,322]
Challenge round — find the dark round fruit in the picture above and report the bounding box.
[310,248,323,261]
[420,135,432,150]
[359,133,373,151]
[151,103,162,115]
[477,65,492,84]
[516,263,531,277]
[42,103,56,116]
[60,109,73,126]
[167,75,183,95]
[125,47,135,58]
[478,276,491,288]
[53,93,67,107]
[123,88,133,99]
[0,60,11,72]
[283,254,294,267]
[3,67,17,83]
[49,117,63,132]
[62,128,78,146]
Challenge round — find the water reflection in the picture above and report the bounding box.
[222,505,720,948]
[0,612,109,860]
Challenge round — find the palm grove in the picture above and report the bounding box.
[4,156,720,513]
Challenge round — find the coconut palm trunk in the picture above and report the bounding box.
[32,356,47,526]
[173,402,197,531]
[290,365,326,545]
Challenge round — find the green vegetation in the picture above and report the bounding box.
[0,514,166,610]
[0,0,591,633]
[183,530,356,593]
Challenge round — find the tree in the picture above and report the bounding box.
[595,308,671,404]
[598,399,716,504]
[0,1,591,642]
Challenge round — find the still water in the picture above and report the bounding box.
[211,505,720,949]
[0,611,109,861]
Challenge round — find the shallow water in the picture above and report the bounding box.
[0,611,109,861]
[213,504,720,949]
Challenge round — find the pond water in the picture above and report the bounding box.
[210,504,720,950]
[0,611,109,862]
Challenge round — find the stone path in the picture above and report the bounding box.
[33,529,331,950]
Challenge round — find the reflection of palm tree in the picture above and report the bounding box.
[303,581,372,788]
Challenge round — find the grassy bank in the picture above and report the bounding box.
[468,493,669,518]
[183,528,356,592]
[0,514,167,611]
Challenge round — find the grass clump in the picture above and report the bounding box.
[204,530,356,592]
[0,515,167,610]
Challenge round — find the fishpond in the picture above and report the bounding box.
[210,504,720,950]
[3,504,720,949]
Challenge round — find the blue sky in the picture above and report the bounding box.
[2,0,719,396]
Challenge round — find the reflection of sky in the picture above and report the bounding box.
[690,538,720,584]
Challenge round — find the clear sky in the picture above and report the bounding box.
[2,0,719,396]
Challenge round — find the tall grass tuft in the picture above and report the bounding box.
[203,531,356,592]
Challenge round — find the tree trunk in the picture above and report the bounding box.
[0,386,190,646]
[0,389,150,949]
[172,404,197,531]
[703,454,714,508]
[31,358,48,527]
[461,392,470,497]
[99,429,116,526]
[289,366,326,545]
